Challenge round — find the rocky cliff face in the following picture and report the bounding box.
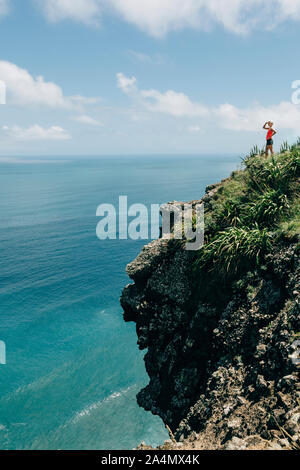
[121,187,300,450]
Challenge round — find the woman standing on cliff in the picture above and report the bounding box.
[263,121,277,156]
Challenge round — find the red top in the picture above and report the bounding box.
[267,129,273,140]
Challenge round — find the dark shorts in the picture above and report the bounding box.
[267,139,273,146]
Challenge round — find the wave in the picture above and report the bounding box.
[70,386,136,425]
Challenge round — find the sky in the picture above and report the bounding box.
[0,0,300,157]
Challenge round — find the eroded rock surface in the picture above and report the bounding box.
[121,198,300,450]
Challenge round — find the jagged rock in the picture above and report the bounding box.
[225,436,282,450]
[126,239,169,284]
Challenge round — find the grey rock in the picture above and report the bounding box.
[121,210,300,449]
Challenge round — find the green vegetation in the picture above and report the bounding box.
[196,226,272,279]
[195,139,300,283]
[280,141,290,154]
[246,190,290,226]
[278,196,300,239]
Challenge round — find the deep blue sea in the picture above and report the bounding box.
[0,154,240,450]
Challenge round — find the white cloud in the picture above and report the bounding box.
[118,73,300,133]
[128,50,153,63]
[0,61,69,108]
[215,101,300,133]
[128,50,163,64]
[117,73,207,116]
[111,0,300,36]
[37,0,300,36]
[0,61,99,109]
[73,114,103,126]
[70,95,101,106]
[36,0,101,25]
[2,124,71,141]
[116,72,137,95]
[0,0,9,17]
[110,0,205,37]
[188,125,204,134]
[141,89,208,117]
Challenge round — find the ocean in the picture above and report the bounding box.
[0,154,240,450]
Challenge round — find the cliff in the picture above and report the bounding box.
[121,144,300,450]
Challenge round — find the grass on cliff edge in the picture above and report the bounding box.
[194,140,300,282]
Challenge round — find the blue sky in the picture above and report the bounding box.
[0,0,300,157]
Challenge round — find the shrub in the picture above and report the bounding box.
[246,190,290,226]
[277,195,300,240]
[195,226,272,279]
[246,156,291,194]
[216,198,242,228]
[283,148,300,178]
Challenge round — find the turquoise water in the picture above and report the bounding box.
[0,155,240,450]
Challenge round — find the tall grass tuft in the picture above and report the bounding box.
[249,145,259,158]
[217,198,242,228]
[283,148,300,178]
[195,226,272,279]
[280,141,290,153]
[246,190,290,226]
